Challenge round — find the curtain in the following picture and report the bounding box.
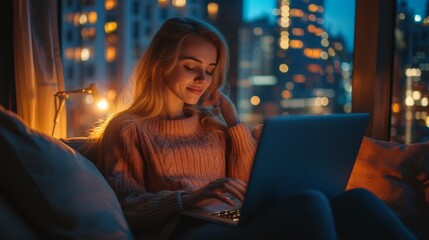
[13,0,66,138]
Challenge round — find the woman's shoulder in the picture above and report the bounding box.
[106,112,147,132]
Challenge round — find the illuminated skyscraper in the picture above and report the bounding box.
[392,0,429,143]
[237,17,278,125]
[237,0,353,125]
[275,0,331,114]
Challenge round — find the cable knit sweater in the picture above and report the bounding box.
[96,112,257,239]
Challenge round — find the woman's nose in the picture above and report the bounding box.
[195,70,207,82]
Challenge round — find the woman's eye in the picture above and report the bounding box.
[184,66,198,72]
[184,65,214,76]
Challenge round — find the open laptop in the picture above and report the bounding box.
[180,113,370,227]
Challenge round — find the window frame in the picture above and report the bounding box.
[352,0,396,140]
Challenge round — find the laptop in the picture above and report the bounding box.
[180,113,369,227]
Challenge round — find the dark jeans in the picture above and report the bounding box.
[173,189,416,240]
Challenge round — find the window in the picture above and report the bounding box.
[61,0,356,137]
[132,1,140,15]
[66,0,74,7]
[66,29,74,42]
[67,65,74,80]
[239,0,356,126]
[145,25,152,37]
[392,0,429,143]
[133,21,140,39]
[81,0,95,7]
[81,27,96,41]
[160,7,168,20]
[145,3,153,21]
[85,64,95,78]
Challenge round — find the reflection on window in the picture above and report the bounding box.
[392,0,429,143]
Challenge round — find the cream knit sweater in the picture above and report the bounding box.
[97,112,257,239]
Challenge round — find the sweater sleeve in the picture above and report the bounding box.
[227,123,258,182]
[97,117,187,231]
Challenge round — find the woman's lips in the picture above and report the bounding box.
[187,87,203,95]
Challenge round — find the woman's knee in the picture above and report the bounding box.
[295,189,331,206]
[276,189,332,216]
[333,189,417,240]
[260,189,332,218]
[246,190,336,240]
[279,190,337,239]
[342,188,377,200]
[334,188,381,208]
[332,187,398,223]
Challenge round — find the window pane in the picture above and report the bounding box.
[61,0,356,137]
[239,0,356,126]
[392,0,429,143]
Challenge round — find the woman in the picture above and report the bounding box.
[92,17,415,240]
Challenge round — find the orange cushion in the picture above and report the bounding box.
[347,137,429,235]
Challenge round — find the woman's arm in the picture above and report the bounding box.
[201,90,258,182]
[106,173,187,230]
[97,117,186,230]
[227,123,257,182]
[201,90,239,127]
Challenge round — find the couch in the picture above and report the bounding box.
[0,106,428,239]
[0,106,132,239]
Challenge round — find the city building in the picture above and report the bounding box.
[392,0,429,143]
[237,0,353,126]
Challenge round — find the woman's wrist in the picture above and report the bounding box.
[180,192,191,209]
[225,117,240,127]
[179,191,191,209]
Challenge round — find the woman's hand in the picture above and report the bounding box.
[201,90,240,127]
[181,178,247,208]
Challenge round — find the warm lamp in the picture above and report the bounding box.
[51,83,99,136]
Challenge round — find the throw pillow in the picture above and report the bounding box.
[0,106,133,239]
[0,194,37,239]
[60,137,98,163]
[347,137,429,237]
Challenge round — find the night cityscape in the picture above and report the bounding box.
[60,0,429,144]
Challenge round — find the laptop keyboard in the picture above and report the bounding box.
[210,208,241,222]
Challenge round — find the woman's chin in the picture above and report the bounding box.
[185,99,200,105]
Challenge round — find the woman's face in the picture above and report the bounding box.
[165,35,217,106]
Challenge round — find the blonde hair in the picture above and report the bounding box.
[89,17,230,138]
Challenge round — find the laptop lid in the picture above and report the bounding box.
[238,113,369,224]
[180,113,369,226]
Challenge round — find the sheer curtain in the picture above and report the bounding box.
[13,0,66,138]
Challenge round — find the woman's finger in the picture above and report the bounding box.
[209,190,238,206]
[230,178,248,189]
[227,180,247,194]
[211,178,246,202]
[215,178,247,191]
[223,182,245,202]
